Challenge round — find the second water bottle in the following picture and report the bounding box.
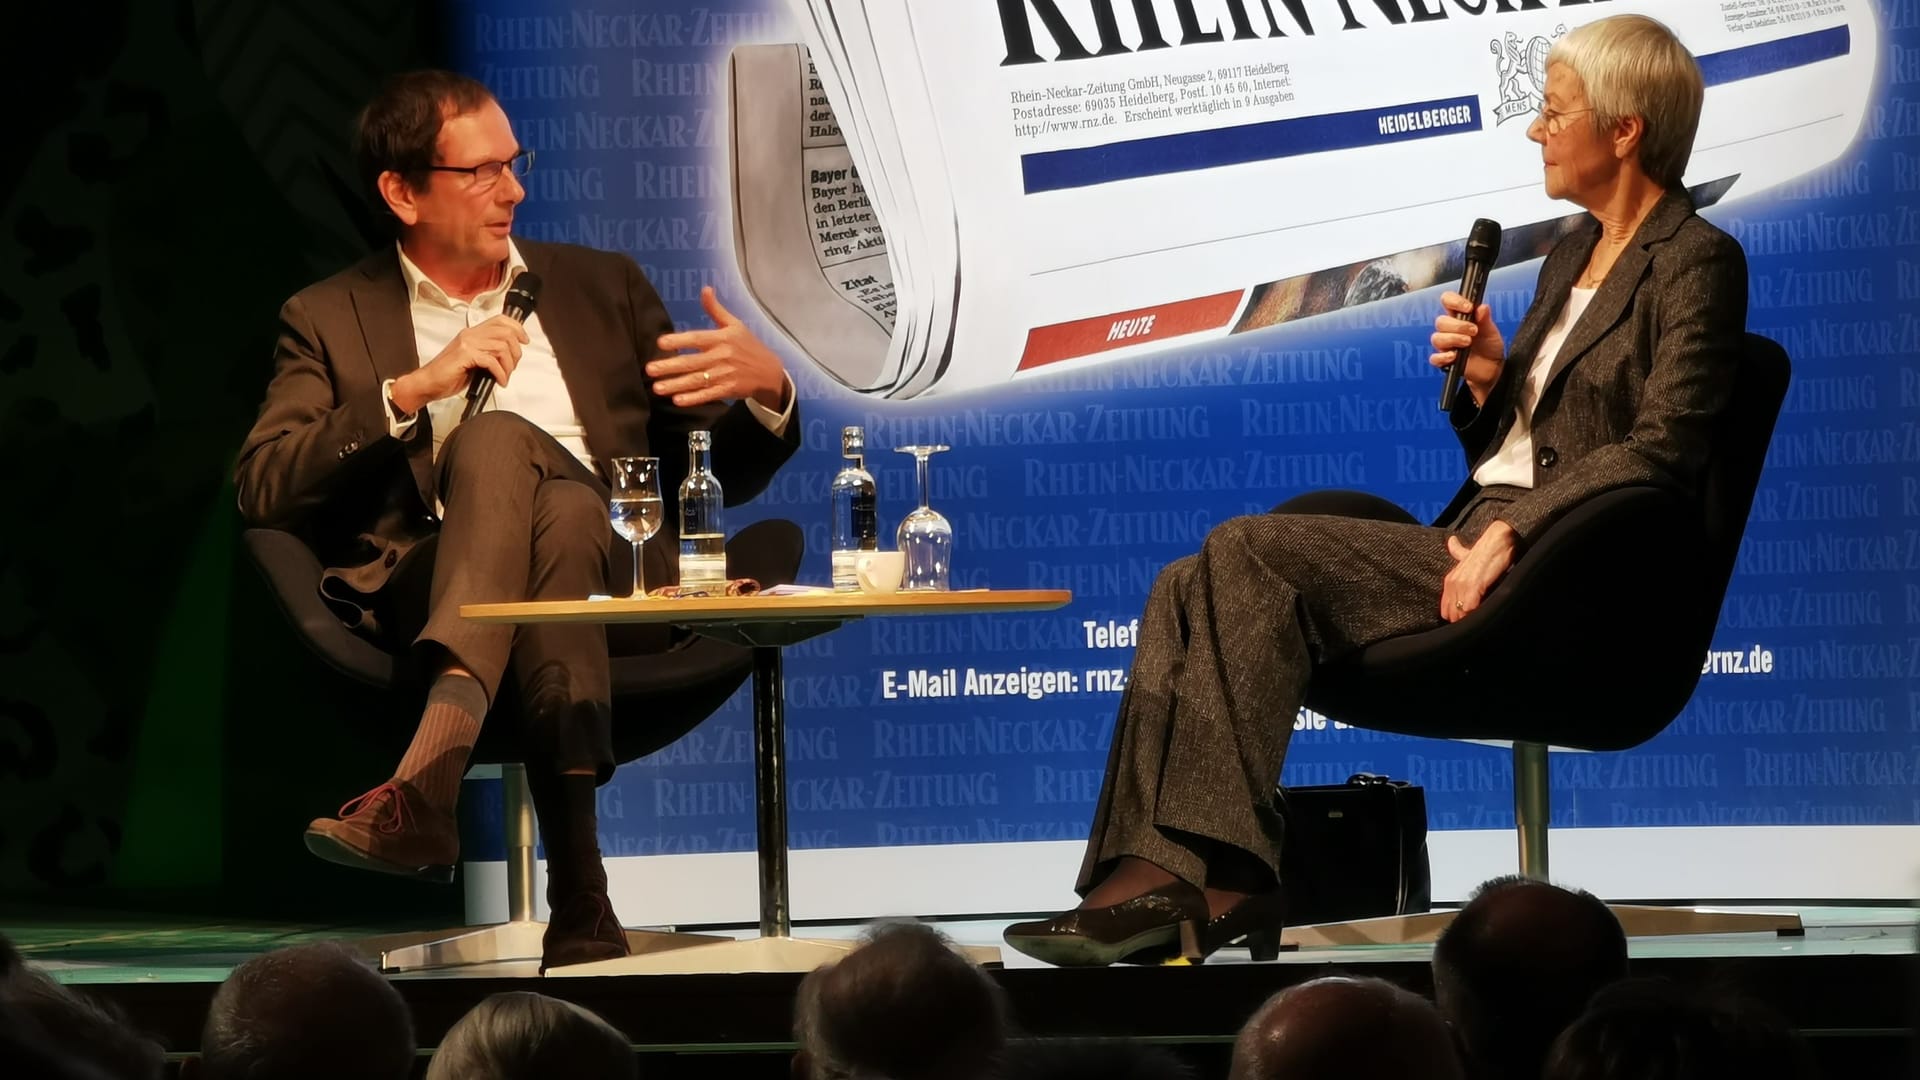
[678,430,727,591]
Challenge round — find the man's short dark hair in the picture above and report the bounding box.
[1542,976,1817,1080]
[199,941,414,1080]
[424,991,634,1080]
[1432,877,1630,1080]
[793,921,1008,1080]
[0,933,164,1080]
[354,69,497,210]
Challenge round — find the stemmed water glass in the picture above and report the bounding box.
[608,457,663,599]
[895,444,952,591]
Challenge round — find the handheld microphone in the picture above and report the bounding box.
[1439,219,1502,411]
[463,270,544,421]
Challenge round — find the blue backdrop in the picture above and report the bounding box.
[454,1,1919,897]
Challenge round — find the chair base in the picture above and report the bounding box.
[1279,904,1805,949]
[543,936,1003,977]
[352,920,729,972]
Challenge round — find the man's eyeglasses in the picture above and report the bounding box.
[1535,106,1593,136]
[428,149,535,188]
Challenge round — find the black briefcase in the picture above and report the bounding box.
[1277,773,1432,926]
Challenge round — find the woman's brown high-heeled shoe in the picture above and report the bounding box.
[1194,889,1286,962]
[1002,882,1210,967]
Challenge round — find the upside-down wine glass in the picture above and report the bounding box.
[608,456,663,599]
[895,444,952,591]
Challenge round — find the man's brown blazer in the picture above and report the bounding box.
[235,239,800,633]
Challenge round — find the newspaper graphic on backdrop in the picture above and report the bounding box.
[730,48,899,390]
[732,0,1877,399]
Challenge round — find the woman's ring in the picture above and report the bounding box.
[702,370,712,384]
[1453,600,1466,610]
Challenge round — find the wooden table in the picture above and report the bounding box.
[463,588,1072,973]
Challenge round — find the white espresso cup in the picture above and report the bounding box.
[855,551,906,595]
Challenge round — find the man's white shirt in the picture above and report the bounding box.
[382,241,793,475]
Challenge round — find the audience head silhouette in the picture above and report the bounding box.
[195,941,414,1080]
[424,991,634,1080]
[998,1037,1194,1080]
[1228,975,1463,1080]
[0,933,164,1080]
[1432,876,1629,1080]
[1542,976,1817,1080]
[792,920,1008,1080]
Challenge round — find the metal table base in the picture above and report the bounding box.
[551,626,1000,976]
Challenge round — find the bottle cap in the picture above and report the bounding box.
[689,430,712,451]
[841,426,865,456]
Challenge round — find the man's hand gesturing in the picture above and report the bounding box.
[648,286,790,412]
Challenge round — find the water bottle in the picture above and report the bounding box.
[678,430,727,590]
[830,426,878,591]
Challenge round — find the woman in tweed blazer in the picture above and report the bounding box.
[1007,14,1749,967]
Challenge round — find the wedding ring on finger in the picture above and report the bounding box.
[702,370,712,384]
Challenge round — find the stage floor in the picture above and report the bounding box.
[10,905,1914,1077]
[17,904,1916,983]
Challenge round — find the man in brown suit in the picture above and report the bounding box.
[236,71,799,969]
[1005,15,1748,967]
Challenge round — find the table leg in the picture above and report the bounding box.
[752,645,790,939]
[545,631,1008,976]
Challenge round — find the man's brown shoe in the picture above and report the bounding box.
[303,779,458,883]
[540,892,631,972]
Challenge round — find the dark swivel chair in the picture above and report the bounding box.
[1282,332,1799,944]
[241,518,803,969]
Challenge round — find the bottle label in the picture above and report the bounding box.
[679,550,727,589]
[831,549,859,591]
[853,492,877,545]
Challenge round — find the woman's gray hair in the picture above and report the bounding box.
[424,991,634,1080]
[1547,14,1704,189]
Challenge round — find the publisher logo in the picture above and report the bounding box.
[1490,26,1566,126]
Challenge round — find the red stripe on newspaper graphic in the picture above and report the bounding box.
[1018,291,1244,371]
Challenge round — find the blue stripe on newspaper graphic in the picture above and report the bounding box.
[1021,95,1480,195]
[1021,25,1849,195]
[1697,25,1850,86]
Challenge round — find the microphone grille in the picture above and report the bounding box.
[507,271,543,304]
[1466,219,1503,261]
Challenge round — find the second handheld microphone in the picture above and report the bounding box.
[1438,219,1502,411]
[463,270,544,421]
